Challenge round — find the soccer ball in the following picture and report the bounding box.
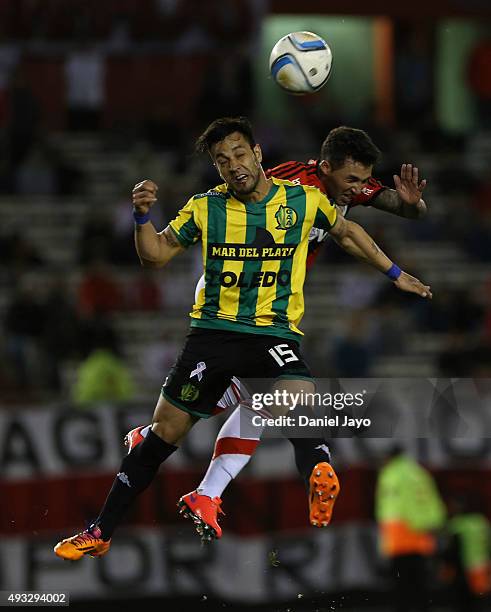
[269,31,333,95]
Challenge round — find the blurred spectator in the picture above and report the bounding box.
[371,302,412,356]
[15,143,57,195]
[3,281,47,390]
[153,0,216,52]
[423,289,484,333]
[72,347,135,405]
[110,197,140,266]
[77,313,121,360]
[471,178,491,216]
[331,310,373,377]
[375,445,446,612]
[203,0,254,48]
[0,25,20,128]
[5,68,41,170]
[463,210,491,261]
[141,105,186,159]
[483,280,491,340]
[0,228,44,271]
[469,342,491,377]
[464,132,491,180]
[438,332,476,377]
[65,40,105,131]
[40,275,81,392]
[14,0,72,41]
[443,496,491,611]
[78,207,116,265]
[78,259,124,316]
[126,269,163,311]
[338,269,382,310]
[154,0,255,52]
[106,13,133,52]
[394,24,434,129]
[198,50,253,122]
[73,288,132,408]
[0,351,16,403]
[467,31,491,128]
[50,143,86,196]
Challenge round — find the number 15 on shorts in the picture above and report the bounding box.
[268,343,299,367]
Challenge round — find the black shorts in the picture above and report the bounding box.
[161,328,312,419]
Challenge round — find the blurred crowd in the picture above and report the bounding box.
[0,3,490,404]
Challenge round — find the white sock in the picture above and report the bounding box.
[197,403,265,499]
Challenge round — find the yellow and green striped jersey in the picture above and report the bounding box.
[169,177,337,341]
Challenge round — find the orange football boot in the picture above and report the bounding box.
[54,526,110,560]
[309,462,340,527]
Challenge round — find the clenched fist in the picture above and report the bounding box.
[132,180,158,215]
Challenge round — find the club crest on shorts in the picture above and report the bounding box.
[179,383,199,402]
[190,361,206,381]
[275,205,298,230]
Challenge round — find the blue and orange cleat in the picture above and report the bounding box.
[177,491,225,542]
[54,526,110,561]
[309,462,340,527]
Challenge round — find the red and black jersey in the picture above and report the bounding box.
[266,159,386,269]
[266,160,325,192]
[266,159,385,206]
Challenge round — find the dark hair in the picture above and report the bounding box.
[386,443,404,459]
[195,116,256,155]
[320,126,381,169]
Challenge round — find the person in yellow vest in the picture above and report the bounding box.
[375,445,447,612]
[444,495,491,611]
[73,348,135,405]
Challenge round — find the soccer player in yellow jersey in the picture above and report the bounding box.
[54,117,431,560]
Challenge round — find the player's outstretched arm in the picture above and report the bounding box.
[372,164,427,219]
[328,216,432,299]
[132,179,185,268]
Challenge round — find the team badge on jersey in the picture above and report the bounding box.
[275,205,298,230]
[179,383,200,402]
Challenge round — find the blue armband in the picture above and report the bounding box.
[386,263,401,281]
[133,209,151,225]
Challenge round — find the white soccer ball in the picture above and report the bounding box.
[269,31,333,95]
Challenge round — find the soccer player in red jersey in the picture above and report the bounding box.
[126,126,428,542]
